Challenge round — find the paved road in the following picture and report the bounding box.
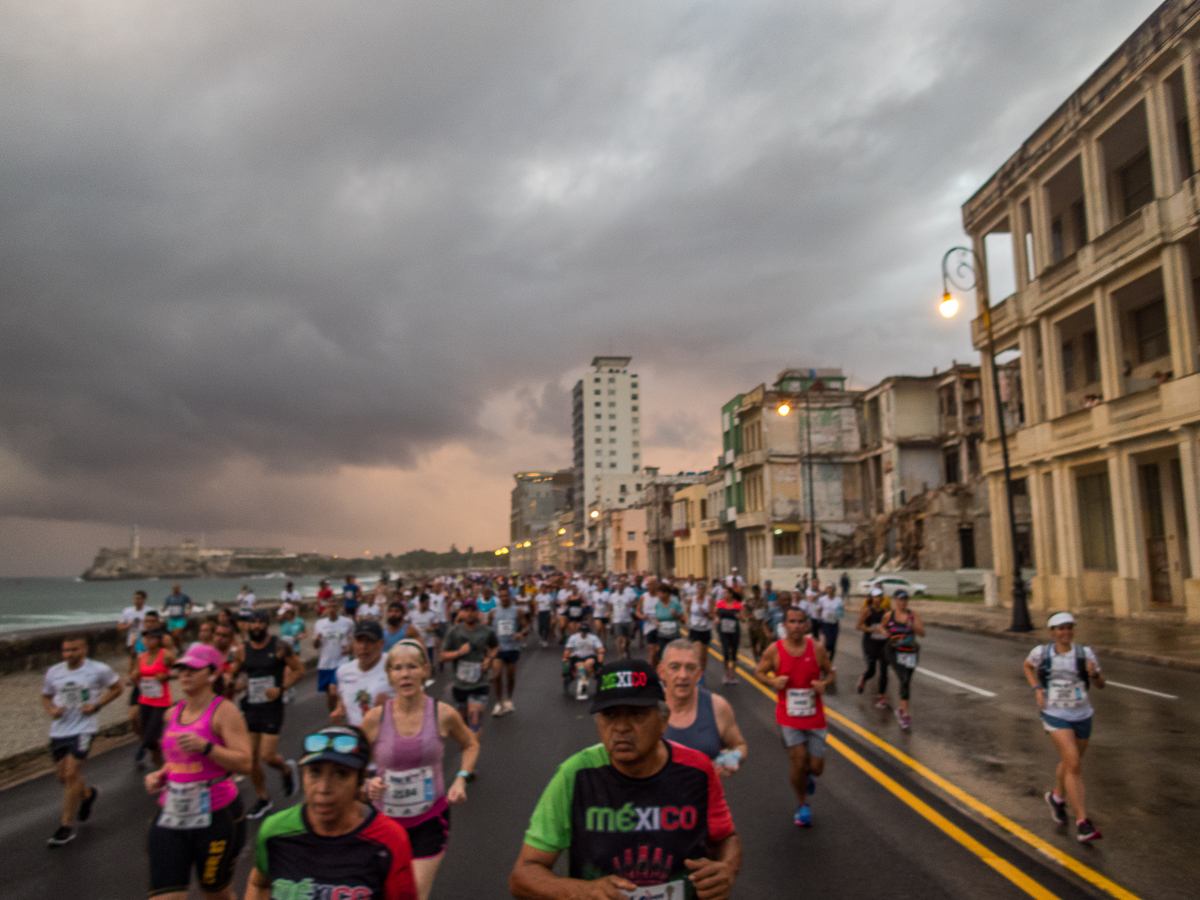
[2,629,1182,899]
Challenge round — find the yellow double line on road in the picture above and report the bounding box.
[704,647,1141,900]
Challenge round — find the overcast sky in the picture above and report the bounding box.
[0,0,1163,575]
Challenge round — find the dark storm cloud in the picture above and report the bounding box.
[0,0,1162,534]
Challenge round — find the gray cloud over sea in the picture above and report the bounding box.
[0,0,1161,573]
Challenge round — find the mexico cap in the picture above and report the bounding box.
[589,659,664,714]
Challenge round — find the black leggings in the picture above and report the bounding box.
[886,646,915,701]
[537,610,552,640]
[862,637,888,694]
[148,795,245,895]
[718,626,740,665]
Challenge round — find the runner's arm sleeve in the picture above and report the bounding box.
[383,824,418,900]
[705,758,735,842]
[1084,647,1100,671]
[523,764,575,853]
[101,663,120,688]
[1023,645,1045,667]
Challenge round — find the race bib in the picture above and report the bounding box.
[1048,678,1087,710]
[383,766,436,819]
[622,880,686,900]
[246,676,276,705]
[719,618,738,634]
[496,619,515,637]
[658,621,679,637]
[786,688,816,718]
[895,651,918,669]
[157,782,212,830]
[57,684,87,708]
[568,606,582,617]
[753,608,767,620]
[456,660,482,683]
[139,677,164,699]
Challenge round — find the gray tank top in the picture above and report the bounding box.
[494,604,520,651]
[665,688,722,759]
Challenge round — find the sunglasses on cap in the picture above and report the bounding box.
[303,732,362,755]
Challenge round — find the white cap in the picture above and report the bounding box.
[1047,612,1075,628]
[869,586,884,597]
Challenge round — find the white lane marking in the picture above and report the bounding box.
[1105,679,1177,700]
[914,667,997,697]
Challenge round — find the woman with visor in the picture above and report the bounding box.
[144,643,250,900]
[248,726,417,900]
[362,638,479,900]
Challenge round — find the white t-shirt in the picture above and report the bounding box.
[640,594,658,634]
[43,659,120,739]
[119,606,149,648]
[593,590,612,618]
[314,615,355,670]
[689,597,712,631]
[428,593,447,622]
[566,633,604,659]
[1026,644,1100,721]
[408,609,439,647]
[610,588,636,624]
[814,594,844,624]
[534,592,554,613]
[335,656,392,727]
[355,602,382,621]
[239,591,257,610]
[280,589,302,604]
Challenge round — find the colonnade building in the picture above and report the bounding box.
[962,0,1200,619]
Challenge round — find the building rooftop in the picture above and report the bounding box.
[591,355,633,370]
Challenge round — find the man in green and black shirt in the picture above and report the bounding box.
[511,659,740,900]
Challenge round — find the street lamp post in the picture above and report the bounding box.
[804,378,825,583]
[941,246,1032,632]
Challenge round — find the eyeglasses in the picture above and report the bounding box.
[303,733,362,755]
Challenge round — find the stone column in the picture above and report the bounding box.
[1093,285,1124,400]
[987,473,1013,607]
[1027,463,1051,611]
[1019,324,1041,426]
[1180,46,1200,179]
[1177,426,1200,622]
[1040,316,1066,419]
[1051,461,1084,610]
[1145,77,1181,198]
[1080,134,1108,239]
[980,352,1000,441]
[1108,449,1148,617]
[1010,199,1029,292]
[1029,182,1052,275]
[1161,242,1199,378]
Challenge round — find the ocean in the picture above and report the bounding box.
[0,573,385,634]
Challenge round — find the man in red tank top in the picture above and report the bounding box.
[754,607,834,827]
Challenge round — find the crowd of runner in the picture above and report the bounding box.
[37,566,1106,896]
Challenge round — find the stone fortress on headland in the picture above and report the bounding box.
[82,528,293,581]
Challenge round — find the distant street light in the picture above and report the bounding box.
[590,510,599,519]
[777,403,791,416]
[940,246,1032,633]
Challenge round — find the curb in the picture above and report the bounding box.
[924,618,1200,673]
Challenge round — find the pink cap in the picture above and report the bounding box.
[175,643,226,670]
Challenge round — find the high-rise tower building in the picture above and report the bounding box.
[572,356,643,540]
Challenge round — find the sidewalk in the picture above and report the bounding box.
[910,598,1200,671]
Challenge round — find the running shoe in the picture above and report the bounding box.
[134,744,146,764]
[77,787,98,823]
[492,702,505,717]
[899,712,912,731]
[1046,791,1068,825]
[875,697,890,710]
[282,760,299,797]
[794,805,812,827]
[856,675,865,694]
[247,798,273,820]
[807,775,816,797]
[503,700,515,714]
[1076,819,1102,842]
[47,825,74,847]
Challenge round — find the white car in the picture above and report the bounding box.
[858,576,927,597]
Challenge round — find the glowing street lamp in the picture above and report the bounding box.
[777,403,791,416]
[939,292,959,318]
[590,510,599,519]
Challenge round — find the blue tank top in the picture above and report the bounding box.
[665,688,721,759]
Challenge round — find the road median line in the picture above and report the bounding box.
[720,648,1142,900]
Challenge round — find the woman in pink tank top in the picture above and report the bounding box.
[363,639,480,900]
[144,643,251,900]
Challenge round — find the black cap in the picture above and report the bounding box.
[250,609,270,622]
[298,726,370,770]
[354,619,383,641]
[589,659,664,714]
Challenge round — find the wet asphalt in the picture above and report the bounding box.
[1,626,1188,899]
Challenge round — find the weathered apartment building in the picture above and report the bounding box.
[962,0,1200,618]
[509,470,574,574]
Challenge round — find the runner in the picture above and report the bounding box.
[754,607,834,827]
[131,626,175,768]
[277,604,307,657]
[880,590,924,730]
[42,634,123,846]
[230,610,304,819]
[660,639,748,776]
[856,587,890,708]
[591,580,611,647]
[814,584,844,661]
[314,600,354,713]
[441,601,498,734]
[534,583,555,648]
[356,592,384,622]
[491,589,528,717]
[609,578,636,660]
[637,579,659,653]
[1023,612,1105,842]
[192,621,215,647]
[407,594,441,669]
[162,584,193,648]
[119,590,150,654]
[122,595,152,749]
[383,600,409,651]
[315,579,334,614]
[362,639,480,900]
[687,582,714,681]
[331,619,392,728]
[341,574,362,618]
[715,589,746,685]
[236,584,257,636]
[563,622,605,699]
[745,585,772,661]
[562,585,586,638]
[650,586,685,668]
[280,581,302,607]
[511,658,740,900]
[145,643,251,900]
[246,726,417,900]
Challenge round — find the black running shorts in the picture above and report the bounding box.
[148,795,245,896]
